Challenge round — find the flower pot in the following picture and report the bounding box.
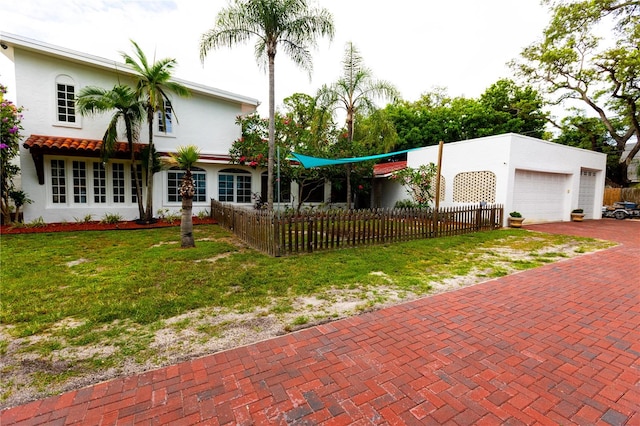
[509,217,524,228]
[571,213,584,222]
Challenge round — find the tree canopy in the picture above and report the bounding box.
[200,0,334,209]
[513,0,640,185]
[385,79,547,151]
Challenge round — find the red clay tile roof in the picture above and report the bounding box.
[23,135,142,157]
[373,161,407,177]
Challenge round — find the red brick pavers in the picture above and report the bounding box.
[2,220,639,425]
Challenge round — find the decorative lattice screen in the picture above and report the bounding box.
[453,171,496,203]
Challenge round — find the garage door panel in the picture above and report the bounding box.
[513,170,568,222]
[578,170,596,218]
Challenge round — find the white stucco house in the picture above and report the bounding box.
[1,32,262,223]
[374,133,607,224]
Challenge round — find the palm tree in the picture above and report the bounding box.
[166,145,201,248]
[76,84,146,218]
[121,40,191,222]
[200,0,334,210]
[318,42,399,209]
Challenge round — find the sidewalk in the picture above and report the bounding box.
[2,219,639,425]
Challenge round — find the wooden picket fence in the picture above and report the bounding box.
[211,200,503,257]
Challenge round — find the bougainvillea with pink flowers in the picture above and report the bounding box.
[1,84,27,224]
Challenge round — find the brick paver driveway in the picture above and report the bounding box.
[2,220,639,425]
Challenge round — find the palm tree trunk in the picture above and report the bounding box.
[144,110,154,222]
[180,171,195,248]
[125,120,145,219]
[267,50,276,211]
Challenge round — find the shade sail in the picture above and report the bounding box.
[290,149,415,168]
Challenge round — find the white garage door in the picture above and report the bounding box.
[578,170,597,218]
[513,170,569,222]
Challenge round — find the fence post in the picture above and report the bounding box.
[307,216,314,254]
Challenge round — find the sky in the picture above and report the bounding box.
[0,0,552,116]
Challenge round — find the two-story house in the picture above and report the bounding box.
[1,32,261,223]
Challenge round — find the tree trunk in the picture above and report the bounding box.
[345,165,352,210]
[180,171,195,248]
[131,163,144,219]
[267,51,276,211]
[144,109,155,222]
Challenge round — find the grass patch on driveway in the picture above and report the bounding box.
[0,225,613,407]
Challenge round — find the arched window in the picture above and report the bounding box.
[168,167,207,203]
[55,75,77,125]
[219,168,252,203]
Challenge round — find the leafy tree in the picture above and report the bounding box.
[229,96,338,212]
[200,0,334,210]
[512,0,640,185]
[122,40,191,222]
[479,79,547,138]
[391,163,438,208]
[76,84,146,218]
[386,80,547,151]
[166,145,201,248]
[553,109,625,183]
[318,42,400,209]
[0,83,24,224]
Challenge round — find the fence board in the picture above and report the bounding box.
[211,200,503,257]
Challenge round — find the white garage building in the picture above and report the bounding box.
[375,133,607,224]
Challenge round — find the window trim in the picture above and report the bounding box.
[166,167,207,204]
[54,75,80,129]
[47,157,140,207]
[156,100,175,136]
[218,168,252,204]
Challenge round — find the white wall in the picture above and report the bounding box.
[388,133,607,224]
[11,48,258,222]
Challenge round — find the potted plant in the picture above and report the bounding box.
[508,211,524,228]
[571,208,584,222]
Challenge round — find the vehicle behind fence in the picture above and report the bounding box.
[211,200,504,257]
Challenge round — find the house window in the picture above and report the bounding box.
[51,159,67,204]
[168,167,206,203]
[219,169,252,203]
[56,78,76,124]
[158,101,173,134]
[72,161,87,203]
[113,163,126,203]
[261,171,291,203]
[131,164,143,203]
[93,163,106,203]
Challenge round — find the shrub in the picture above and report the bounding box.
[509,211,522,218]
[394,199,418,209]
[101,213,123,224]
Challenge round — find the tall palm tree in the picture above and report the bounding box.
[121,40,191,222]
[318,42,399,209]
[76,84,146,218]
[166,145,200,248]
[200,0,334,210]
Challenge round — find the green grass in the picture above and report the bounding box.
[1,226,613,339]
[0,224,614,403]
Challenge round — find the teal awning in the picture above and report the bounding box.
[290,148,415,168]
